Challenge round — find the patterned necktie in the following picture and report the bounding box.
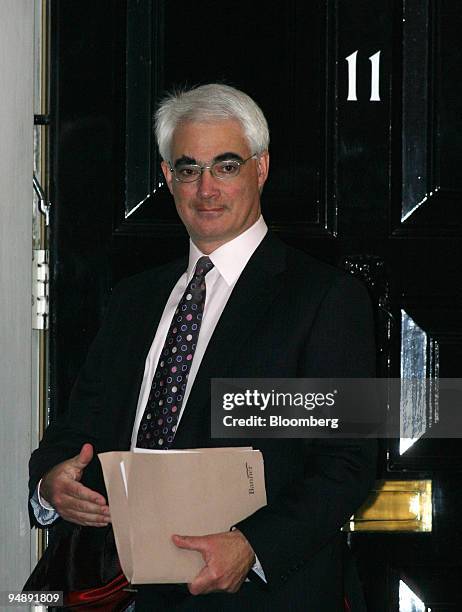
[136,256,214,449]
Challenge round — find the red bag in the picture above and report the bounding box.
[24,523,135,611]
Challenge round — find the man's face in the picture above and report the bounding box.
[161,120,269,254]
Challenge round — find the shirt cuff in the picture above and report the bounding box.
[230,526,267,583]
[251,555,267,583]
[30,480,59,526]
[37,479,55,510]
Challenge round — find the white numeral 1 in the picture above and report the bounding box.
[346,51,358,101]
[369,51,381,101]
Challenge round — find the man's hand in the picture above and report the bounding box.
[40,443,110,527]
[172,530,255,595]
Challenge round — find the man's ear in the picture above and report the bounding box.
[161,160,174,195]
[256,151,270,191]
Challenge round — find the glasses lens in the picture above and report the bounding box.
[174,164,201,182]
[212,160,240,179]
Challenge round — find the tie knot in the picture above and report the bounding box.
[194,256,214,278]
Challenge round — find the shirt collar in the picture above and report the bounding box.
[187,216,268,286]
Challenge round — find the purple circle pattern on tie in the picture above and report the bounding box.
[136,256,214,449]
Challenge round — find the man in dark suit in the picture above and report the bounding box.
[29,84,376,610]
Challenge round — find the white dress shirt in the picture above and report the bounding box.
[32,216,268,581]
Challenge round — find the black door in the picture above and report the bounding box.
[48,1,462,609]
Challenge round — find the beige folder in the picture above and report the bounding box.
[98,448,266,584]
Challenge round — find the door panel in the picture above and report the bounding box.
[125,0,329,231]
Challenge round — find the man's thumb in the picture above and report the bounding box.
[72,443,94,470]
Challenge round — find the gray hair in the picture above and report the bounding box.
[154,83,269,161]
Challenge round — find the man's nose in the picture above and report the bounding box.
[197,168,220,198]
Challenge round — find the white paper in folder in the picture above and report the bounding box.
[99,448,266,584]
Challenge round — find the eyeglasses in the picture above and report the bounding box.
[169,154,258,183]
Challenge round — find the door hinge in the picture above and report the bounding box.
[32,249,49,330]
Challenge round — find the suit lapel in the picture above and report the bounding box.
[173,233,287,447]
[117,258,187,447]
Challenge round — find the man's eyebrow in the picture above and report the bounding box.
[214,152,244,162]
[174,155,196,167]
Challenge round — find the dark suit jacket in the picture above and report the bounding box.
[29,233,376,611]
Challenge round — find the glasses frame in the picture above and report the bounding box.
[168,153,258,183]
